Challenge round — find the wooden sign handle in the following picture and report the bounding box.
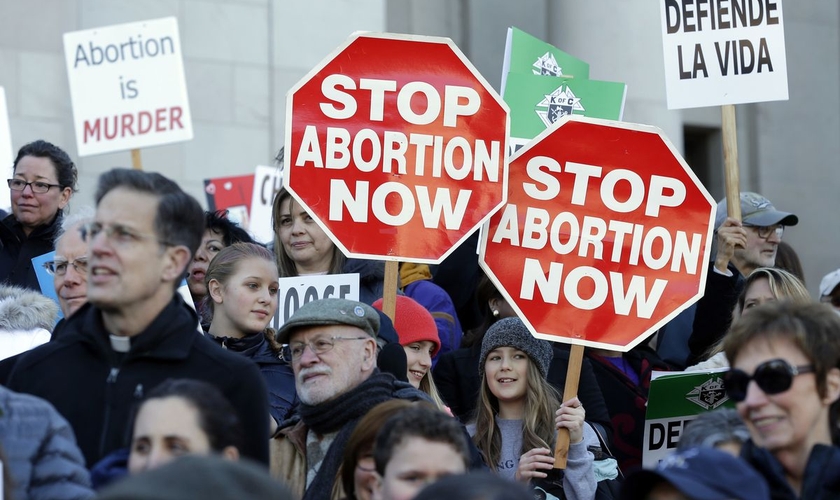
[131,149,143,170]
[381,260,399,322]
[721,104,741,220]
[554,343,584,469]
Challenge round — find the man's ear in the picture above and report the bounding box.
[362,338,377,371]
[162,245,191,284]
[824,367,840,405]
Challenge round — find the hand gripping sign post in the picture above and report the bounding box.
[63,17,193,169]
[660,0,788,219]
[285,32,509,319]
[479,115,715,467]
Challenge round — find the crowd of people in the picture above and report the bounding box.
[0,139,838,500]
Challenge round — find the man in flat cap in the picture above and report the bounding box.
[269,298,429,500]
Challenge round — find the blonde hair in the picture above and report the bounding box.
[419,371,448,412]
[472,358,560,471]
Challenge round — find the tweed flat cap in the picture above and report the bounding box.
[276,298,380,344]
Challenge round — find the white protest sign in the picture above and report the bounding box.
[0,87,12,209]
[269,273,360,331]
[249,165,282,244]
[660,0,788,109]
[63,17,193,156]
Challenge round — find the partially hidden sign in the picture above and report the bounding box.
[660,0,788,109]
[479,116,715,351]
[63,17,193,156]
[285,32,510,263]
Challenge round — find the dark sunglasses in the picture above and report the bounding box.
[723,358,814,402]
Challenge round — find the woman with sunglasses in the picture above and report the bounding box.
[0,140,77,291]
[722,301,840,499]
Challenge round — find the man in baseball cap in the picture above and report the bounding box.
[715,192,798,278]
[270,298,430,499]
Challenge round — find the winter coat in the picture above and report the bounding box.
[6,296,270,467]
[0,212,62,291]
[0,285,59,360]
[0,384,94,500]
[742,439,840,499]
[209,332,297,424]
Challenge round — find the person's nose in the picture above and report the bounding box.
[742,379,769,408]
[194,246,209,262]
[297,342,320,366]
[419,352,432,369]
[63,264,85,286]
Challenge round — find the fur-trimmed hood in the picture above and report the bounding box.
[0,285,59,331]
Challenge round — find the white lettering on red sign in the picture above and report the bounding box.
[491,155,704,319]
[293,74,502,230]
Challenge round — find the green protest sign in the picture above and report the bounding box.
[501,27,590,94]
[643,369,735,467]
[503,74,627,151]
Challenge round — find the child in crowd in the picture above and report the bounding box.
[470,317,610,499]
[205,242,297,425]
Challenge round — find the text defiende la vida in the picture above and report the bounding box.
[664,0,780,35]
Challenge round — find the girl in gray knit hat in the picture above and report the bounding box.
[469,317,604,500]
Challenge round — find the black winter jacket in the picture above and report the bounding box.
[0,212,62,291]
[6,296,270,467]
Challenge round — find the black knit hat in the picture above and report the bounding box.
[479,317,553,378]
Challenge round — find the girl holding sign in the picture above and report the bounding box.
[204,242,297,426]
[469,317,609,499]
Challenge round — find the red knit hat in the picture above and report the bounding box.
[372,296,440,356]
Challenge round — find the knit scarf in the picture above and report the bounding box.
[298,370,397,500]
[399,263,433,290]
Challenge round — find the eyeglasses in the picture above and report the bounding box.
[281,336,369,362]
[723,358,814,402]
[745,224,784,240]
[43,257,88,276]
[7,179,63,194]
[79,222,173,247]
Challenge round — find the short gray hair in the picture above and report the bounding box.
[677,408,751,450]
[54,206,96,246]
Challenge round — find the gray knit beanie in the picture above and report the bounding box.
[479,317,553,378]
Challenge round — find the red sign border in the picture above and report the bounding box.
[283,31,511,264]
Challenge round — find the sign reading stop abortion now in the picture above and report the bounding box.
[285,32,509,263]
[63,17,193,156]
[480,116,716,351]
[660,0,788,109]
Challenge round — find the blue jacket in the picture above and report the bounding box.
[742,439,840,500]
[209,332,297,424]
[0,384,94,500]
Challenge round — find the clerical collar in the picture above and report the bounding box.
[109,334,131,353]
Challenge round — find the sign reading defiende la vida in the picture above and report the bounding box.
[479,116,716,351]
[0,87,12,209]
[285,31,510,264]
[660,0,788,109]
[63,17,193,156]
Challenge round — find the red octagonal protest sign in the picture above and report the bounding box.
[480,116,715,351]
[285,32,509,263]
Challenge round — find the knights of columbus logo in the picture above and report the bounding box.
[536,85,585,127]
[532,52,562,76]
[685,377,728,410]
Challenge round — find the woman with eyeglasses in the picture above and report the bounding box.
[0,140,77,291]
[204,242,297,428]
[722,301,840,499]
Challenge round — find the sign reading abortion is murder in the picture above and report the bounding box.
[480,116,715,351]
[285,32,509,263]
[63,17,193,156]
[660,0,788,109]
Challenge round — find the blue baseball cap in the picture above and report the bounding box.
[620,447,769,500]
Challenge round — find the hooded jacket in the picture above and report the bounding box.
[6,296,270,467]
